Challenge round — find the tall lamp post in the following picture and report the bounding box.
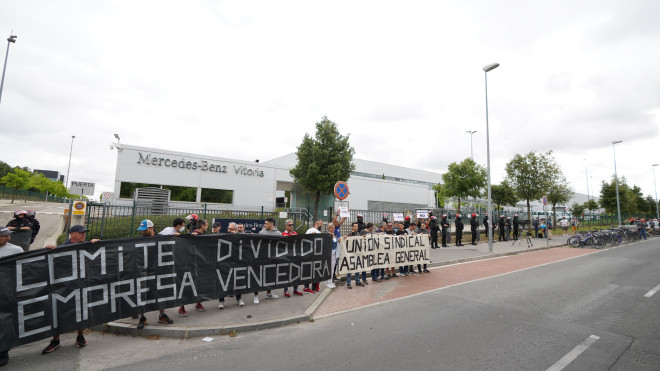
[583,159,590,201]
[653,164,659,219]
[66,135,76,189]
[612,140,622,226]
[466,130,477,160]
[483,62,499,253]
[0,34,17,105]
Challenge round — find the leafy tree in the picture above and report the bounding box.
[569,202,585,219]
[547,174,573,229]
[599,177,625,215]
[584,199,599,225]
[29,173,52,193]
[646,195,658,218]
[49,181,70,198]
[289,116,355,219]
[441,158,487,213]
[0,161,12,179]
[0,168,32,203]
[490,180,518,218]
[432,183,448,208]
[505,151,559,230]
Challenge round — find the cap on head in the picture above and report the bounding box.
[472,213,477,217]
[0,227,13,236]
[70,225,89,233]
[137,219,154,231]
[456,214,461,218]
[357,214,363,218]
[212,222,221,228]
[404,216,410,220]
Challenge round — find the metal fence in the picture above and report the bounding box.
[84,202,313,240]
[0,185,68,203]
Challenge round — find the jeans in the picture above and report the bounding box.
[346,273,362,285]
[371,269,380,280]
[399,266,408,274]
[640,229,647,240]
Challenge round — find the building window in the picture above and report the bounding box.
[119,182,197,202]
[201,188,233,204]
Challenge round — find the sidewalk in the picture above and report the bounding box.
[101,234,569,338]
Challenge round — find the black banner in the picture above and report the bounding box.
[0,233,331,350]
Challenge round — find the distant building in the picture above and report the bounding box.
[33,169,62,182]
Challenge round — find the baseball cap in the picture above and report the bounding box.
[212,222,221,228]
[137,219,154,231]
[0,227,13,236]
[70,225,89,233]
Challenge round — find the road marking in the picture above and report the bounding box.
[644,284,660,298]
[546,335,600,371]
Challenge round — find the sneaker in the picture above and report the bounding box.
[392,273,399,277]
[423,269,430,273]
[314,283,320,292]
[158,313,173,324]
[195,303,206,312]
[75,335,87,348]
[356,281,364,287]
[238,299,245,307]
[303,288,315,294]
[325,282,336,288]
[42,339,60,354]
[362,280,369,285]
[178,307,189,317]
[265,293,278,299]
[217,302,224,309]
[137,316,147,329]
[347,283,352,289]
[383,276,390,280]
[293,290,303,296]
[254,295,260,304]
[284,291,291,298]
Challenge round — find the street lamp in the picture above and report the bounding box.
[483,62,499,253]
[612,140,622,227]
[114,133,120,144]
[466,130,477,160]
[653,164,659,219]
[66,135,76,189]
[0,34,17,105]
[583,159,590,201]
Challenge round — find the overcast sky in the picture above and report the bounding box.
[1,0,659,203]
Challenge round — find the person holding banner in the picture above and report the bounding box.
[158,218,186,236]
[324,223,338,288]
[42,225,101,354]
[282,219,304,297]
[0,227,25,367]
[134,220,175,329]
[416,222,431,273]
[179,219,209,316]
[396,222,410,276]
[219,222,245,309]
[255,218,282,302]
[345,222,367,288]
[305,219,325,293]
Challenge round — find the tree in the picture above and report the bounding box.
[599,177,625,215]
[29,173,52,193]
[490,181,518,217]
[646,195,658,218]
[441,158,487,213]
[584,199,599,225]
[49,181,70,198]
[0,168,32,203]
[569,202,585,220]
[505,151,559,230]
[432,183,448,208]
[289,116,355,219]
[0,161,12,179]
[546,174,573,229]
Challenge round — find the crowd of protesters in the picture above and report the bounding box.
[2,207,658,367]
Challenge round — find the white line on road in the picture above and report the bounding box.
[546,335,600,371]
[644,284,660,298]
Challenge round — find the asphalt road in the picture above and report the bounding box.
[6,238,659,370]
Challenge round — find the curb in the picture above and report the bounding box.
[100,243,566,339]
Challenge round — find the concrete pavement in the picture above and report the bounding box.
[101,233,571,338]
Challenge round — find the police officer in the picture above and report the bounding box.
[455,214,464,246]
[441,214,449,247]
[429,214,440,248]
[356,214,367,232]
[512,214,520,241]
[26,210,40,244]
[470,213,479,245]
[498,215,506,241]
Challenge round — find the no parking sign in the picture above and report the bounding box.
[72,201,87,215]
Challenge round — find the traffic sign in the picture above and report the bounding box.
[334,181,349,200]
[72,201,87,215]
[70,181,95,196]
[542,195,548,205]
